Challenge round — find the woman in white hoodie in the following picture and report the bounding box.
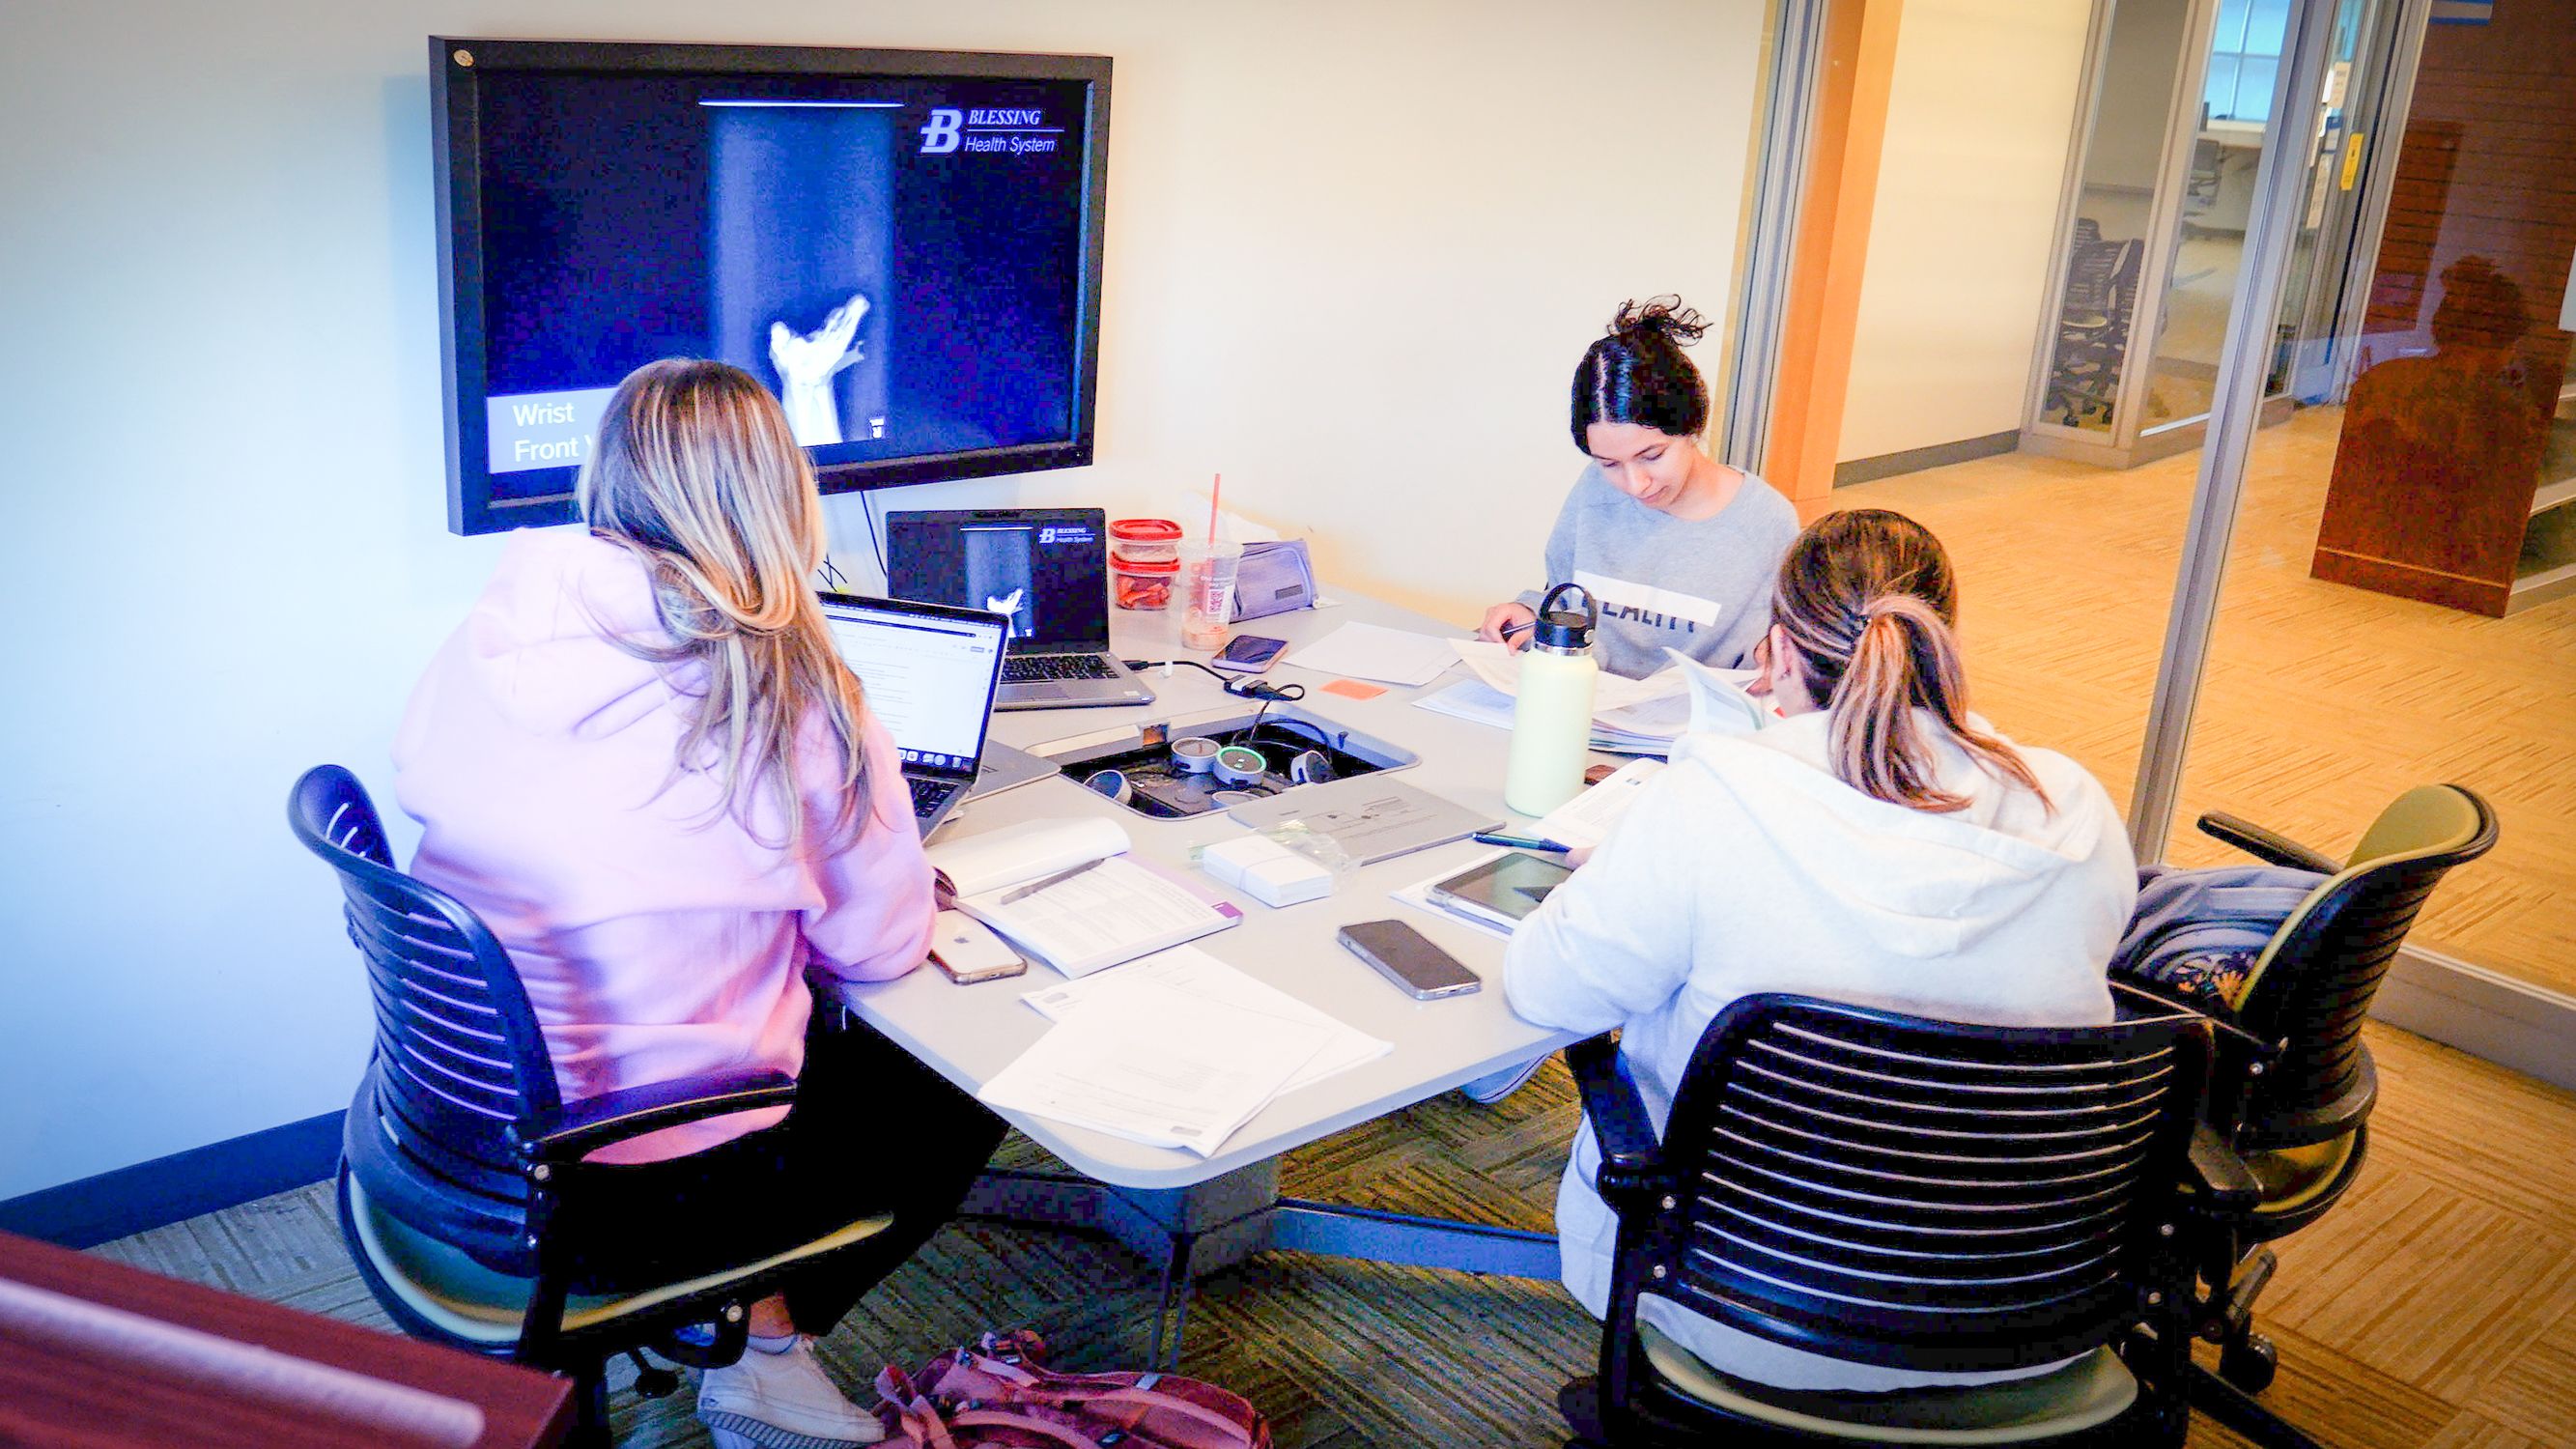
[1503,508,2136,1395]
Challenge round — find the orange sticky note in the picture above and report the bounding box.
[1320,678,1388,700]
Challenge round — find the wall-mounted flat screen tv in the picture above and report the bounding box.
[431,39,1111,535]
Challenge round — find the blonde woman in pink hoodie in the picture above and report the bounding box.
[395,359,999,1449]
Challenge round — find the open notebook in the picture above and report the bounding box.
[928,818,1241,977]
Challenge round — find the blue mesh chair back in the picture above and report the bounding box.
[1609,995,2207,1383]
[288,764,558,1272]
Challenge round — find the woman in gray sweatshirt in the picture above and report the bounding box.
[1481,298,1799,678]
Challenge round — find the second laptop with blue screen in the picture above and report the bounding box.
[816,594,1021,838]
[885,507,1156,710]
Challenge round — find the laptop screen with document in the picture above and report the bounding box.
[884,508,1109,653]
[817,595,1009,776]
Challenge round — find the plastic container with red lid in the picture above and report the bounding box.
[1109,517,1183,564]
[1113,554,1178,611]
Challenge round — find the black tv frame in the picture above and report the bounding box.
[430,37,1114,536]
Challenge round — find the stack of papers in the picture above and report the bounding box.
[1284,622,1458,688]
[1424,641,1769,753]
[1416,678,1675,756]
[977,947,1391,1156]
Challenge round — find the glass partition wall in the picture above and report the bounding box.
[2167,0,2576,1006]
[1815,0,2570,1020]
[2026,0,2397,468]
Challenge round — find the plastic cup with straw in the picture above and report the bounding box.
[1177,472,1243,650]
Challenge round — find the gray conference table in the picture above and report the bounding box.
[832,587,1601,1363]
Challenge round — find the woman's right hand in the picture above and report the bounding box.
[1479,602,1538,650]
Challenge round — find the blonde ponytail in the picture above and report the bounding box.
[1773,510,2050,815]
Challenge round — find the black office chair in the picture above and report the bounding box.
[2046,222,2145,428]
[289,764,895,1446]
[1562,992,2232,1447]
[2124,785,2498,1449]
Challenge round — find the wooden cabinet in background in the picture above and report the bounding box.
[2310,0,2576,617]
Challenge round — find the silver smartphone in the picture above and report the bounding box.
[929,909,1028,984]
[1337,919,1482,1000]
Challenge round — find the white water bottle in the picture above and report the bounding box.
[1505,583,1600,817]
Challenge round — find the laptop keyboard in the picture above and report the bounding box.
[1004,654,1122,683]
[909,776,963,819]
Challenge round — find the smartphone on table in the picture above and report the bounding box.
[1210,633,1288,674]
[1338,919,1482,1000]
[929,909,1027,983]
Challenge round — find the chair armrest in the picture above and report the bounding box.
[2186,1122,2260,1213]
[517,1069,799,1165]
[2196,811,2340,874]
[1567,1034,1669,1206]
[2109,980,2278,1062]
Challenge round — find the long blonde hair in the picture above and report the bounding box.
[1771,509,2048,814]
[577,358,869,847]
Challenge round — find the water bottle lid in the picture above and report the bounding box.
[1533,582,1598,652]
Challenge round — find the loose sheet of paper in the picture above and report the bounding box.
[1663,649,1771,736]
[1285,622,1459,688]
[977,975,1334,1155]
[1534,757,1667,849]
[1412,678,1518,731]
[1019,945,1391,1094]
[1449,639,1685,713]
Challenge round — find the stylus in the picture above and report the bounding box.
[999,857,1104,904]
[1471,833,1572,853]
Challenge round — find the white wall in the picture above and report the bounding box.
[2085,0,2194,194]
[0,0,1764,1199]
[1837,0,2093,463]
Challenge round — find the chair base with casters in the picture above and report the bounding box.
[339,1170,892,1442]
[1562,1327,2187,1448]
[1560,997,2235,1449]
[2125,785,2497,1449]
[290,762,902,1447]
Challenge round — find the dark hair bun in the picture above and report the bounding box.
[1610,296,1709,347]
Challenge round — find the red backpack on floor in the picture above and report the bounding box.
[873,1330,1272,1449]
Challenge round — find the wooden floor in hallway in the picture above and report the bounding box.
[1841,405,2576,996]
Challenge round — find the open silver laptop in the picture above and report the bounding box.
[884,508,1155,711]
[817,593,1010,838]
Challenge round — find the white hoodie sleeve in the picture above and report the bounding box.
[1503,776,1705,1036]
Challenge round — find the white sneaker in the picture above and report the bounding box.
[1458,1052,1551,1105]
[698,1336,885,1448]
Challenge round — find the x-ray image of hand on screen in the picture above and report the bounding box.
[963,526,1038,639]
[769,293,868,445]
[710,102,893,451]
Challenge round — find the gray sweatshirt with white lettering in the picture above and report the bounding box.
[1514,465,1800,679]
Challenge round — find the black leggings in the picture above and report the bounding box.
[554,1002,1007,1333]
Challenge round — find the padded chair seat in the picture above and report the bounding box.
[1639,1323,2139,1444]
[346,1174,892,1348]
[2247,1132,2359,1217]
